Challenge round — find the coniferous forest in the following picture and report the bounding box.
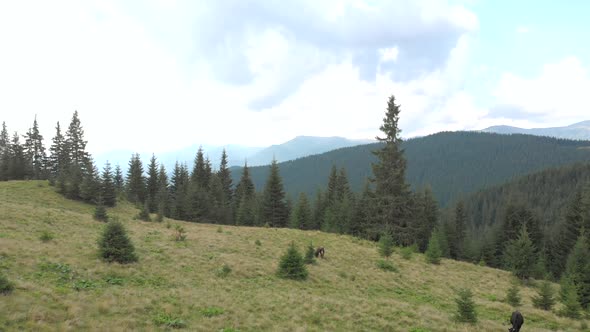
[2,95,590,317]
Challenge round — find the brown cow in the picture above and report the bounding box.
[314,247,325,259]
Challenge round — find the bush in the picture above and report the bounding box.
[277,242,308,280]
[304,243,316,264]
[255,240,262,246]
[455,288,478,323]
[506,282,522,307]
[217,226,223,233]
[0,274,15,295]
[216,264,232,278]
[378,233,394,259]
[98,221,138,264]
[400,246,413,260]
[153,313,186,328]
[533,281,556,310]
[376,259,398,272]
[201,306,224,317]
[39,230,54,243]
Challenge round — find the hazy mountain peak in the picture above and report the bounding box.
[482,120,590,140]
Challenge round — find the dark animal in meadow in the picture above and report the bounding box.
[509,310,524,332]
[314,247,325,259]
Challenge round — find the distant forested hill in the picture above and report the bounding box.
[231,131,590,206]
[458,162,590,231]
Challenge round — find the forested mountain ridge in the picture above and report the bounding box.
[231,131,590,206]
[458,162,590,231]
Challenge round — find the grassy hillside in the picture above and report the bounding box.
[231,132,590,206]
[0,181,586,331]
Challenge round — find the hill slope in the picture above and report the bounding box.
[482,120,590,140]
[232,132,590,206]
[0,181,581,331]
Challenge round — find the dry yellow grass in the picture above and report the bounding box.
[0,180,587,331]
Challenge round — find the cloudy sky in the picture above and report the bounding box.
[1,0,589,154]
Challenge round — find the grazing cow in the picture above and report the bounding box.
[314,247,325,259]
[509,311,524,332]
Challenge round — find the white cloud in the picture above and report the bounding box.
[516,26,531,34]
[0,0,485,156]
[492,57,590,126]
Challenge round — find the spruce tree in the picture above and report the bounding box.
[304,243,316,264]
[551,191,585,278]
[261,159,288,228]
[378,233,394,259]
[65,111,90,169]
[146,154,159,213]
[371,95,413,246]
[311,189,326,231]
[505,282,522,307]
[326,165,338,204]
[416,186,438,252]
[79,161,100,203]
[7,133,27,180]
[234,162,255,213]
[425,229,442,264]
[98,220,138,263]
[290,192,312,230]
[236,194,257,226]
[0,121,9,180]
[559,276,581,318]
[138,200,151,222]
[564,232,590,308]
[101,162,117,207]
[533,281,556,310]
[156,164,169,219]
[113,164,124,194]
[335,167,352,202]
[217,149,233,223]
[504,225,537,280]
[455,288,478,323]
[126,153,145,204]
[350,181,373,238]
[452,201,467,260]
[276,242,308,280]
[48,122,68,181]
[170,162,190,220]
[94,196,109,222]
[191,147,209,189]
[23,116,47,180]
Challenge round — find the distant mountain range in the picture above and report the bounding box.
[231,132,590,206]
[94,136,373,171]
[481,120,590,140]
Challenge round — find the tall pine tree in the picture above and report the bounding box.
[371,95,413,246]
[23,116,47,180]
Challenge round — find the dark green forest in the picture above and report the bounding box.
[231,132,590,206]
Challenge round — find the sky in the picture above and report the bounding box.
[1,0,590,154]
